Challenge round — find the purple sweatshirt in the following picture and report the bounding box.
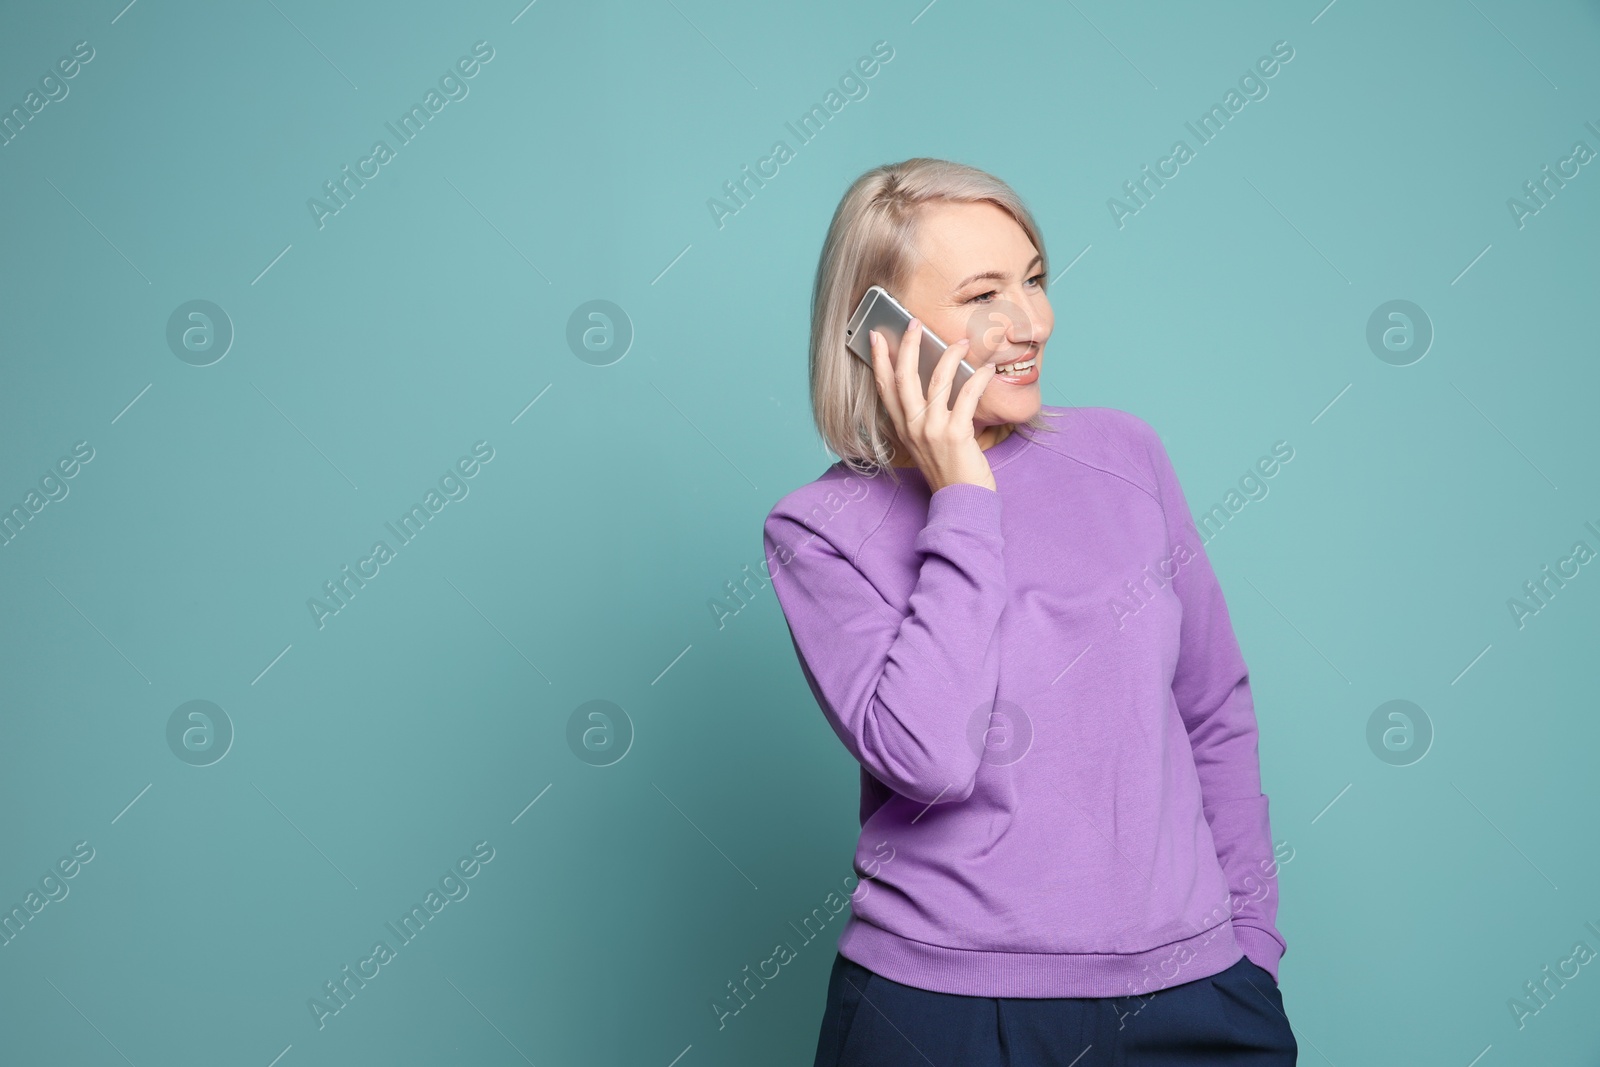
[763,405,1286,999]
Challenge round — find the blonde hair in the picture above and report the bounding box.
[808,157,1063,483]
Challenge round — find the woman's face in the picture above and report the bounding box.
[898,200,1053,432]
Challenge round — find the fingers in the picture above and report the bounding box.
[895,319,933,430]
[926,334,972,415]
[870,316,992,471]
[869,328,906,439]
[951,357,996,427]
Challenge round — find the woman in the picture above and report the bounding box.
[763,158,1298,1065]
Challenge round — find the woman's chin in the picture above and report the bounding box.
[981,389,1042,424]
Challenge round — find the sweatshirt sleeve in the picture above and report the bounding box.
[1144,426,1288,983]
[764,482,1007,807]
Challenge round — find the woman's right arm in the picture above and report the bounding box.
[763,483,1007,806]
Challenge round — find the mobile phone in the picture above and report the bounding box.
[844,286,974,411]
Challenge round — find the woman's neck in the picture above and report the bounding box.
[890,422,1014,467]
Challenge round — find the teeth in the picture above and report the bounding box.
[994,358,1036,375]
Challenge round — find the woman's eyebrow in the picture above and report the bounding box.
[950,253,1044,292]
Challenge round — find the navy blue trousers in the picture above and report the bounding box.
[812,952,1297,1066]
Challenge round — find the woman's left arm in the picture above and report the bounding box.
[1141,418,1288,986]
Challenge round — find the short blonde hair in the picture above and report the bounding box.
[808,157,1063,482]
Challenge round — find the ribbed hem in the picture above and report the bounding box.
[836,913,1246,999]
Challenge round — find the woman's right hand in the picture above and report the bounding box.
[869,318,1000,493]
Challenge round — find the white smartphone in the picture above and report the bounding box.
[844,286,975,411]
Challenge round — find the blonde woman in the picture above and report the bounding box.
[763,158,1298,1065]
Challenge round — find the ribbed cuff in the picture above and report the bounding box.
[1232,924,1285,985]
[925,481,1002,527]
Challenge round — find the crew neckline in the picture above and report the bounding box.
[983,423,1032,468]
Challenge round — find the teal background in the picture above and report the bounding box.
[2,0,1597,1063]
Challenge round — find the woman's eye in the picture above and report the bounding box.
[966,275,1045,303]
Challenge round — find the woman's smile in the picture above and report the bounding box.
[991,344,1040,384]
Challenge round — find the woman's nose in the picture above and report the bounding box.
[969,294,1044,350]
[998,299,1038,344]
[1012,294,1052,345]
